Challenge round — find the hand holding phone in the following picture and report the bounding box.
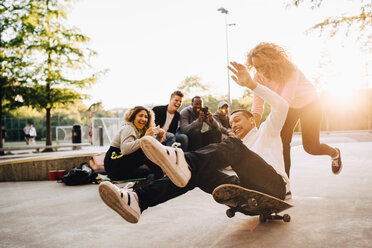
[201,106,208,115]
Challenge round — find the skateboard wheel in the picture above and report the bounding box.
[248,198,258,208]
[283,214,291,222]
[259,214,266,223]
[226,209,235,218]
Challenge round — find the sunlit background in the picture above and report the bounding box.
[66,0,371,116]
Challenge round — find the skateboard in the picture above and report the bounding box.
[97,174,146,184]
[212,184,294,223]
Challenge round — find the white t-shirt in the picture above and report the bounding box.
[241,84,290,193]
[29,127,37,137]
[162,111,174,132]
[24,126,31,135]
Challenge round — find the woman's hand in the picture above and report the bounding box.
[158,128,167,142]
[158,128,166,137]
[161,134,167,143]
[228,61,257,90]
[145,126,166,142]
[144,127,156,136]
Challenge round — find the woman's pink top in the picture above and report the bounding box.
[251,68,319,115]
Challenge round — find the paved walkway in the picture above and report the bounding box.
[1,132,372,248]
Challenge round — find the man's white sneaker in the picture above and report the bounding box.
[98,181,141,223]
[140,136,191,187]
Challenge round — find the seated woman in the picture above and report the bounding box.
[104,106,165,181]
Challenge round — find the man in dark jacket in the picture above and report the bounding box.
[179,96,221,151]
[152,91,188,151]
[213,101,233,139]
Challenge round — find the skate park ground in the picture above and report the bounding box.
[1,131,372,248]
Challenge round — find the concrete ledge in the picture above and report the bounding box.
[0,143,92,152]
[0,153,96,182]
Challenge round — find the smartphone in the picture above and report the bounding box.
[201,106,208,115]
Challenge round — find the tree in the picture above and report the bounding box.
[87,101,105,119]
[24,0,102,148]
[0,0,37,154]
[178,76,210,99]
[291,0,372,52]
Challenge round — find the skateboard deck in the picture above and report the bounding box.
[213,184,294,222]
[97,174,146,184]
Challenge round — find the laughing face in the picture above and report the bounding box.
[230,111,256,139]
[192,97,202,114]
[169,95,183,113]
[133,110,149,130]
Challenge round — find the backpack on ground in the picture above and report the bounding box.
[61,163,98,186]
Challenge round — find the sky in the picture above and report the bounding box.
[67,0,371,110]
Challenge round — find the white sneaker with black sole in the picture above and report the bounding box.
[98,181,141,223]
[140,136,191,188]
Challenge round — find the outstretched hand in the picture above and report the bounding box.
[228,61,257,90]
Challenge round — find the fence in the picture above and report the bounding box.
[91,117,122,146]
[2,117,45,142]
[1,116,88,143]
[55,125,90,144]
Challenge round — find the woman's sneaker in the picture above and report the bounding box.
[332,148,342,175]
[98,181,141,223]
[140,136,191,187]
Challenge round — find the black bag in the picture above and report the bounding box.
[61,163,97,186]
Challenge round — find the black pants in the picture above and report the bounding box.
[281,100,336,177]
[135,137,286,212]
[187,128,222,151]
[104,146,164,181]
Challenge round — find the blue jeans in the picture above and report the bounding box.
[163,133,188,151]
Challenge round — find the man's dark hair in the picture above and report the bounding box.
[231,109,254,118]
[170,90,184,99]
[191,96,202,103]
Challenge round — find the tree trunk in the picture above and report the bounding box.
[44,50,53,151]
[44,107,53,152]
[0,89,4,156]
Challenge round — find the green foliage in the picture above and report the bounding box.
[178,76,210,99]
[0,0,34,112]
[2,0,104,145]
[0,0,106,146]
[9,106,43,118]
[24,0,100,109]
[0,0,39,149]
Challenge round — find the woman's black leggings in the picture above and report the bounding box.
[104,146,164,181]
[280,100,336,177]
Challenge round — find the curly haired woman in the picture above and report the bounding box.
[247,42,342,188]
[104,106,165,181]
